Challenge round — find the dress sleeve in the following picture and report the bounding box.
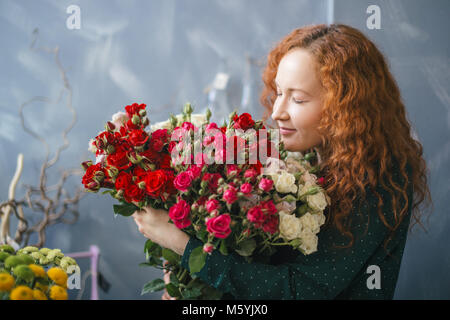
[180,183,411,300]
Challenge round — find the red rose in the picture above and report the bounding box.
[233,113,255,130]
[144,170,167,198]
[115,171,133,190]
[168,199,191,229]
[159,154,172,169]
[140,147,161,163]
[150,129,168,152]
[107,144,132,170]
[128,129,149,147]
[206,214,232,239]
[173,171,193,192]
[124,184,145,203]
[125,103,146,118]
[82,163,104,191]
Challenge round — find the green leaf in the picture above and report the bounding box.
[235,238,256,257]
[113,202,139,217]
[219,239,228,256]
[149,256,163,266]
[169,272,180,286]
[166,283,181,298]
[162,248,181,264]
[138,262,154,267]
[188,246,207,274]
[144,239,160,259]
[182,287,203,299]
[141,278,166,295]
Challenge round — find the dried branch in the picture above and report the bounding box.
[0,28,85,248]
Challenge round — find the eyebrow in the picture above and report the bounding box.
[274,79,311,96]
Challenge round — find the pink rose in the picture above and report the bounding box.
[262,215,278,234]
[206,199,220,213]
[168,200,191,229]
[247,206,264,228]
[261,200,277,215]
[203,243,214,254]
[222,186,238,204]
[240,183,252,194]
[258,178,274,192]
[174,171,193,192]
[244,169,258,180]
[226,164,241,177]
[206,214,232,239]
[188,165,202,180]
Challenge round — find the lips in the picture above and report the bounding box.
[279,127,296,135]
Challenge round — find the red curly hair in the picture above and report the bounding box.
[260,24,433,253]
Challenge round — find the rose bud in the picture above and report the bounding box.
[106,145,115,155]
[81,160,93,170]
[142,117,150,127]
[139,109,147,117]
[137,181,146,189]
[86,181,100,191]
[203,243,214,255]
[131,114,140,125]
[107,166,119,179]
[105,121,116,132]
[114,189,124,199]
[317,177,325,186]
[209,209,219,217]
[93,170,105,180]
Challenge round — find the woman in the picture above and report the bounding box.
[132,24,432,299]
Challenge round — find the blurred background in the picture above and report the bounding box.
[0,0,448,299]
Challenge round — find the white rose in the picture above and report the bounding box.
[111,111,129,129]
[298,230,318,255]
[190,114,207,127]
[297,181,314,198]
[275,201,296,214]
[301,171,318,184]
[284,157,306,174]
[279,211,302,241]
[150,119,172,132]
[275,171,298,194]
[262,157,286,176]
[307,191,328,212]
[298,212,321,234]
[88,139,97,154]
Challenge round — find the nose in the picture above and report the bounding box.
[271,96,289,122]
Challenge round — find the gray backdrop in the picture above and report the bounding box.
[0,0,448,299]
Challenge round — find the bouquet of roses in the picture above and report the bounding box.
[81,102,178,216]
[141,106,330,300]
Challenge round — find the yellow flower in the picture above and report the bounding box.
[0,273,15,292]
[34,282,49,293]
[49,285,68,300]
[10,285,34,300]
[47,267,68,287]
[33,289,48,300]
[28,264,46,278]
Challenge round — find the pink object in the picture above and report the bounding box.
[67,245,100,300]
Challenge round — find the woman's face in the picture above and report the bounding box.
[271,48,325,152]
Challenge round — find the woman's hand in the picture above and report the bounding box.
[132,206,190,256]
[161,261,176,300]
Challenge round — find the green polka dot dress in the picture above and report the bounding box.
[181,160,413,300]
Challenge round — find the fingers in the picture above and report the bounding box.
[161,260,176,300]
